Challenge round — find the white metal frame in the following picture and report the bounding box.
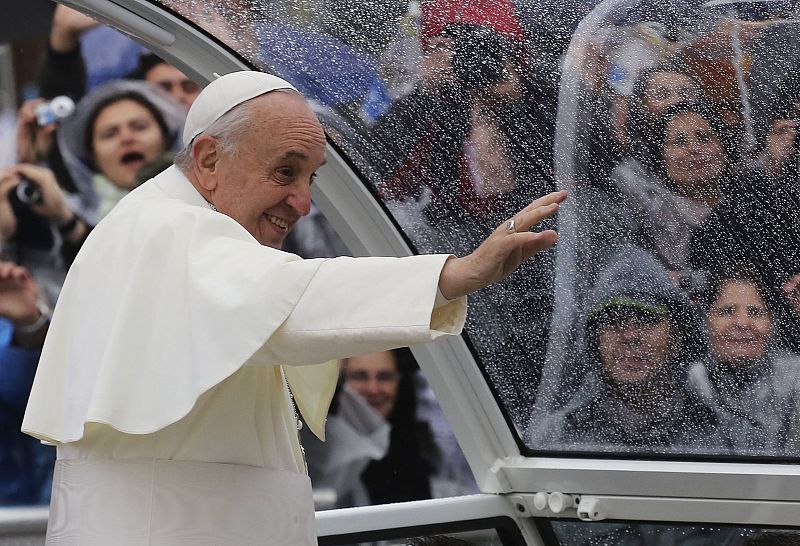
[316,494,543,543]
[49,0,800,537]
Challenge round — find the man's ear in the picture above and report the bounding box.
[192,136,220,191]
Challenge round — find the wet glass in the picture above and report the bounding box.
[337,528,504,546]
[151,0,800,459]
[545,520,800,546]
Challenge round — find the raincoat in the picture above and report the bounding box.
[529,246,724,454]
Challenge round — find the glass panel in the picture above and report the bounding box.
[320,518,527,546]
[528,1,800,458]
[545,520,800,546]
[340,528,502,546]
[151,0,800,459]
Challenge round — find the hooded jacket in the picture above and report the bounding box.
[529,245,724,453]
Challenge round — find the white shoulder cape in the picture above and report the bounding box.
[22,167,336,444]
[23,167,466,446]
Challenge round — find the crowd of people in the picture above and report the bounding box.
[2,3,800,543]
[326,0,800,460]
[525,11,800,458]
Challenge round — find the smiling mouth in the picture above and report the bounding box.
[265,213,289,230]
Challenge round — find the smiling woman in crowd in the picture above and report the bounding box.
[688,268,800,455]
[609,101,735,272]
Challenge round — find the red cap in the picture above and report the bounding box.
[421,0,526,45]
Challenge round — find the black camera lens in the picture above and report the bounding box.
[16,179,43,205]
[445,24,516,92]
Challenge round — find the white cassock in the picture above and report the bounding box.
[22,165,467,545]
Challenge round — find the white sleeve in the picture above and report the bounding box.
[252,254,467,366]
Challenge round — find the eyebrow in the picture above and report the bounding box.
[278,151,327,165]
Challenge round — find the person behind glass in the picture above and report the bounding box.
[689,102,800,349]
[687,268,800,455]
[0,260,55,505]
[4,80,186,269]
[343,348,441,505]
[573,100,734,305]
[582,101,735,281]
[616,64,703,167]
[529,245,723,453]
[370,0,555,256]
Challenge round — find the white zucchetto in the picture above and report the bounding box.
[182,71,296,145]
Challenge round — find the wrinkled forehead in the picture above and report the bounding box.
[250,93,327,140]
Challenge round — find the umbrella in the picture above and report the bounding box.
[257,25,387,109]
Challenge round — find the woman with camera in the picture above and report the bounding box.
[2,80,184,277]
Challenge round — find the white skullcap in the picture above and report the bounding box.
[182,71,297,145]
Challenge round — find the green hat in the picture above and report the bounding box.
[588,296,669,324]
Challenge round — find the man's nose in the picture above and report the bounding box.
[617,326,642,343]
[363,376,382,395]
[287,183,312,216]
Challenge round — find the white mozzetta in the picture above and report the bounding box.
[22,165,466,446]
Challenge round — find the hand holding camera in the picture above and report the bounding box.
[1,165,75,227]
[15,96,75,164]
[34,96,75,127]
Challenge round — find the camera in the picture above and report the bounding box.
[35,96,75,127]
[14,178,42,205]
[443,24,518,92]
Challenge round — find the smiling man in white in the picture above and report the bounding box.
[23,70,565,545]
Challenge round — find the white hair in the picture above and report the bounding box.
[174,89,300,174]
[174,101,253,173]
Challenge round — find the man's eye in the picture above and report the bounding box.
[276,168,294,179]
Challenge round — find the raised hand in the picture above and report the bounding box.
[16,99,57,164]
[438,190,567,300]
[0,261,41,327]
[50,4,101,53]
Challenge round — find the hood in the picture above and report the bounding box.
[421,0,526,45]
[584,245,706,366]
[56,79,186,220]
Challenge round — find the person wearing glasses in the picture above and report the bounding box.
[529,245,722,454]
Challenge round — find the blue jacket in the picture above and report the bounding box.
[0,318,54,505]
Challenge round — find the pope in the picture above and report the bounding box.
[22,70,566,545]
